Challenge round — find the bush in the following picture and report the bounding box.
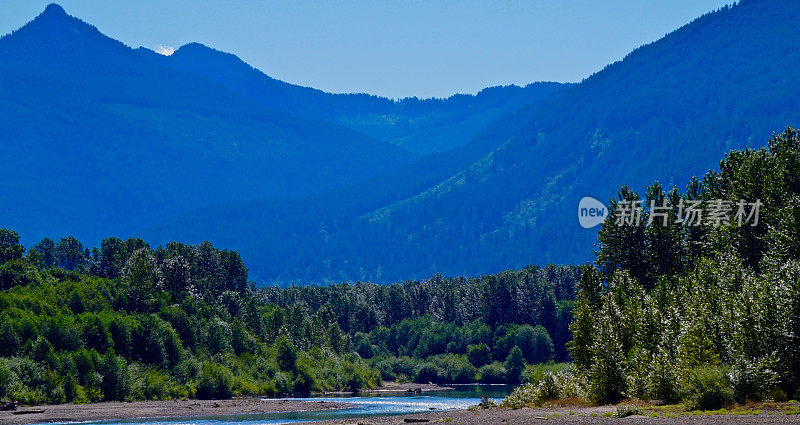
[273,371,292,394]
[42,370,66,404]
[431,355,476,383]
[478,363,506,384]
[415,362,439,383]
[502,365,586,408]
[0,361,18,399]
[681,365,734,410]
[293,363,315,395]
[615,405,643,418]
[195,363,234,399]
[729,358,780,402]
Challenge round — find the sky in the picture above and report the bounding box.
[1,1,732,99]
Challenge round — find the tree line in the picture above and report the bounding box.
[0,230,579,405]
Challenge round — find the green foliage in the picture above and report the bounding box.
[681,366,734,411]
[478,363,506,384]
[195,363,234,399]
[570,128,800,407]
[504,346,525,384]
[0,231,577,406]
[615,405,643,418]
[503,364,585,408]
[467,343,491,367]
[274,336,297,372]
[0,229,25,265]
[515,325,554,364]
[99,352,129,401]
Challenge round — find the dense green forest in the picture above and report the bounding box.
[0,230,578,405]
[506,128,800,410]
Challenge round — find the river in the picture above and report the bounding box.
[46,385,513,425]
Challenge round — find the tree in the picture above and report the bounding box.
[96,237,126,278]
[122,248,161,312]
[0,319,20,357]
[467,343,491,367]
[515,325,554,364]
[161,255,192,297]
[505,346,525,384]
[221,250,248,293]
[595,186,648,286]
[0,229,24,264]
[275,335,297,372]
[99,352,129,401]
[32,237,56,268]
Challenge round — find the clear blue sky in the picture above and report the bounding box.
[2,1,731,98]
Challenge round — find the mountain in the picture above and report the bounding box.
[0,4,414,244]
[150,0,800,283]
[137,42,566,155]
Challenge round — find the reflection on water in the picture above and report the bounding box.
[41,385,513,425]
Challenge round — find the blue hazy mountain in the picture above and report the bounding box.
[149,0,800,283]
[0,4,415,244]
[136,42,565,155]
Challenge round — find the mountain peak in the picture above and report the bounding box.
[24,2,88,33]
[41,3,67,17]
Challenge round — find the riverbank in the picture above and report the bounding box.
[313,403,800,425]
[0,397,351,425]
[354,382,452,394]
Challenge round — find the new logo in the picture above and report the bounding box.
[578,197,606,229]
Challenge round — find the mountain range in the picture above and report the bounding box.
[3,1,799,283]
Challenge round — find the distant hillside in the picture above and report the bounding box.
[0,4,413,244]
[152,0,800,283]
[138,42,566,155]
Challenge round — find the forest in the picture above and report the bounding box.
[505,127,800,410]
[0,230,578,405]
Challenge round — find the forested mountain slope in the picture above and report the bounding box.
[158,0,800,283]
[138,42,566,155]
[0,4,413,244]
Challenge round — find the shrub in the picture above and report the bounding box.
[195,363,234,399]
[681,365,734,410]
[0,361,17,399]
[615,405,643,418]
[42,370,66,404]
[415,362,439,383]
[293,363,315,395]
[478,363,506,384]
[431,355,476,383]
[729,358,780,402]
[273,371,292,394]
[502,365,586,408]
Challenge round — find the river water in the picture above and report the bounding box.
[42,385,513,425]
